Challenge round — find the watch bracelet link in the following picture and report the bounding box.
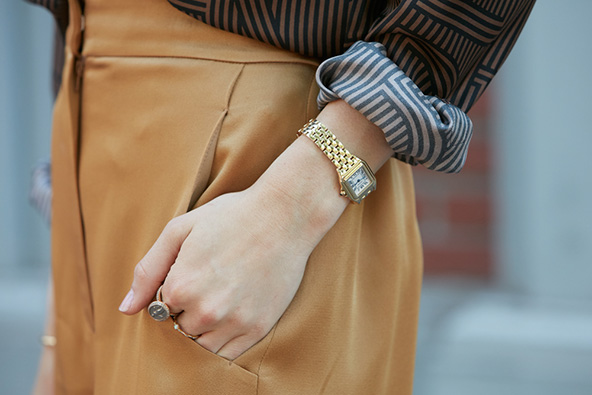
[297,119,377,204]
[297,119,360,178]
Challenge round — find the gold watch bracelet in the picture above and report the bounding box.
[297,119,361,180]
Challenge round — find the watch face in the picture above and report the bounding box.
[346,166,372,197]
[341,161,376,203]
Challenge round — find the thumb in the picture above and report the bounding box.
[119,217,191,315]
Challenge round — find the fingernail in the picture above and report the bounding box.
[119,289,134,312]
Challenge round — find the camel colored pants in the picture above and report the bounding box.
[50,0,423,393]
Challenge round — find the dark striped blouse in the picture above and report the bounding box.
[27,0,535,173]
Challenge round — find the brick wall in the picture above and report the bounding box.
[413,92,492,276]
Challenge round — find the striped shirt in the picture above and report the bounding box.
[28,0,535,174]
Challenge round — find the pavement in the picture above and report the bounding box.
[2,275,592,395]
[415,278,592,395]
[1,274,48,395]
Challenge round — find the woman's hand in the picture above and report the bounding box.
[120,179,331,360]
[118,126,350,360]
[118,100,393,360]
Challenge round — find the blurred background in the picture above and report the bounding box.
[1,0,591,394]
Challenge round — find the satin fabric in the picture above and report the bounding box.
[50,0,423,393]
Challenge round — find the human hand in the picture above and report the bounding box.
[118,100,392,360]
[118,173,336,360]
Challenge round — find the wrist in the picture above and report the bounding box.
[250,99,392,246]
[316,100,392,172]
[252,135,348,246]
[297,119,377,203]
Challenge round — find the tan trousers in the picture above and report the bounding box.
[50,0,423,393]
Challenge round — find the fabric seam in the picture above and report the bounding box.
[79,54,320,68]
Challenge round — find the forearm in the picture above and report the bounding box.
[252,99,393,244]
[121,100,394,359]
[317,99,393,172]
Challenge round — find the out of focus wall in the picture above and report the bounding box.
[415,93,494,276]
[494,0,592,300]
[1,2,53,394]
[0,0,53,277]
[415,2,592,394]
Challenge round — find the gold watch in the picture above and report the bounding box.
[297,119,376,204]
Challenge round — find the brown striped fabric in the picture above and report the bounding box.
[167,0,535,110]
[26,0,535,173]
[168,0,535,172]
[367,0,536,110]
[167,0,383,58]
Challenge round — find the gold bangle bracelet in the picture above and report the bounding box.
[40,335,57,347]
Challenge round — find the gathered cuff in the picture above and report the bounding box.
[316,41,473,173]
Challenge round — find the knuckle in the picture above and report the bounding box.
[163,283,185,306]
[164,216,184,235]
[133,260,151,283]
[200,312,220,328]
[198,305,223,327]
[251,321,270,339]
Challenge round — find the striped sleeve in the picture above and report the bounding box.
[317,0,536,173]
[317,41,473,172]
[29,160,52,225]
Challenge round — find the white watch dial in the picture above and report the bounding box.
[346,167,371,197]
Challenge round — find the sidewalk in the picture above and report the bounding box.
[1,276,48,395]
[2,275,592,394]
[414,278,592,395]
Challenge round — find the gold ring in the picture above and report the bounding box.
[147,285,170,322]
[171,315,199,340]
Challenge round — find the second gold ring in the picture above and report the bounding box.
[172,315,200,341]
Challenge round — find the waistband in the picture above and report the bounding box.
[66,0,319,66]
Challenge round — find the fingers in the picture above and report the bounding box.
[194,331,227,355]
[174,321,266,361]
[172,305,269,360]
[119,216,192,315]
[159,286,183,316]
[213,332,266,360]
[171,301,226,339]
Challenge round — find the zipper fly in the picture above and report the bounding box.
[74,54,86,93]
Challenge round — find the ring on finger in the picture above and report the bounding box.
[147,285,170,322]
[171,315,200,341]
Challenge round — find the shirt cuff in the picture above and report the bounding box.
[316,41,473,173]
